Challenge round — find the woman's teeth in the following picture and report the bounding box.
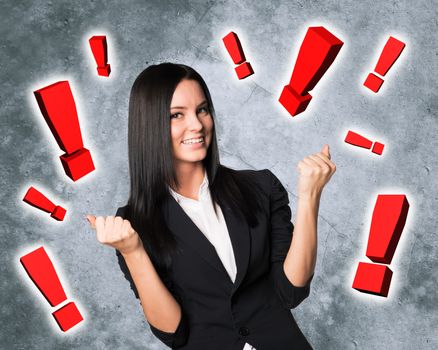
[182,137,204,145]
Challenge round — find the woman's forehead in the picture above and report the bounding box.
[171,80,206,107]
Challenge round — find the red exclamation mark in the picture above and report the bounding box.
[20,246,83,331]
[33,81,95,181]
[344,130,385,155]
[23,186,66,221]
[88,35,111,77]
[279,26,343,117]
[222,31,254,80]
[363,36,405,93]
[352,195,410,297]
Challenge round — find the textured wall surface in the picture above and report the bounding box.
[1,0,437,349]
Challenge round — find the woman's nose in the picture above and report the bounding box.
[186,113,203,131]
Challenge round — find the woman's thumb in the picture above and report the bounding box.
[321,144,331,159]
[86,214,96,229]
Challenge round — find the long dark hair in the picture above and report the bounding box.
[126,63,265,272]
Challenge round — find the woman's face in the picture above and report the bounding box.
[170,79,213,168]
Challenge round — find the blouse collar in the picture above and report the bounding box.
[169,170,209,203]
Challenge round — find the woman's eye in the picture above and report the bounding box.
[170,112,182,119]
[198,107,209,115]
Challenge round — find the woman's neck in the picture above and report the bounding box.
[173,162,206,200]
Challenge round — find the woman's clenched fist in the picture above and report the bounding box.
[297,144,336,199]
[87,215,143,256]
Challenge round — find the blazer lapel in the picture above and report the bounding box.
[162,193,250,292]
[222,204,251,294]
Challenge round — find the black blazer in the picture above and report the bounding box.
[115,169,313,350]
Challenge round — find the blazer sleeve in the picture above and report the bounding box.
[265,169,314,309]
[114,206,190,349]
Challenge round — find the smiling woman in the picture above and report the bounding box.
[169,79,214,189]
[87,62,335,349]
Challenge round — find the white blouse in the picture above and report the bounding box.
[169,171,237,283]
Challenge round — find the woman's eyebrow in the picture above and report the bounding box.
[170,101,208,110]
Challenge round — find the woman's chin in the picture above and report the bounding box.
[174,151,207,164]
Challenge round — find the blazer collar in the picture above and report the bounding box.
[162,193,250,294]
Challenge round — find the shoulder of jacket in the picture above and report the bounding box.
[235,168,271,177]
[234,168,273,193]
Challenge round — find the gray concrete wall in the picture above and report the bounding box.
[1,0,437,349]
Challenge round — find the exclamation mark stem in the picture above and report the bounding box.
[89,35,111,77]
